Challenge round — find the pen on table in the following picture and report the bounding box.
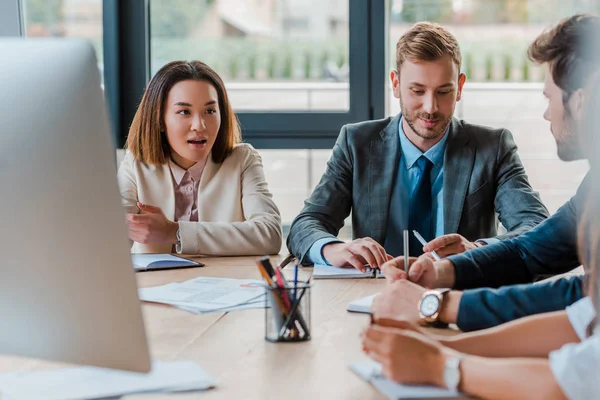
[412,230,441,261]
[403,230,409,273]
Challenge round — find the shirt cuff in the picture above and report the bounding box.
[476,237,500,246]
[308,237,343,265]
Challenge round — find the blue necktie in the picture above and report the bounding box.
[408,156,433,256]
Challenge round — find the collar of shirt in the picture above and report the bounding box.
[168,158,207,186]
[398,116,449,170]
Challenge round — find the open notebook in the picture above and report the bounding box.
[131,254,204,272]
[312,264,384,279]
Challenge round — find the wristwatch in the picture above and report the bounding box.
[175,228,182,254]
[443,354,463,392]
[418,288,450,326]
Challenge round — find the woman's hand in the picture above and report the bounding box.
[126,202,178,245]
[362,324,452,387]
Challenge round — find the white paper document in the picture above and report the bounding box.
[131,253,203,271]
[351,359,466,399]
[138,277,266,314]
[347,293,377,313]
[0,360,216,400]
[312,264,384,279]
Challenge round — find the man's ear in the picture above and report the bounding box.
[569,88,585,121]
[456,73,466,101]
[391,70,400,99]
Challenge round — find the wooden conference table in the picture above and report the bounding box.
[0,254,459,399]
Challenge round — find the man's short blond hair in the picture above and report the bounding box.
[396,22,461,72]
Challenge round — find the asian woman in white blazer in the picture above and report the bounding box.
[118,60,282,255]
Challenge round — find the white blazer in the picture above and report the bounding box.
[117,143,282,255]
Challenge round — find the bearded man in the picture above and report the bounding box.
[287,21,549,270]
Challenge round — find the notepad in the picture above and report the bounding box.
[347,293,377,313]
[351,359,465,399]
[0,360,216,400]
[131,254,204,271]
[312,264,384,279]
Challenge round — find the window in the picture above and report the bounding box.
[150,0,350,112]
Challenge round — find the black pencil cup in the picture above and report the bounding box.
[264,282,311,342]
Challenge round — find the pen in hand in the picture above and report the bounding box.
[412,230,441,261]
[403,230,409,273]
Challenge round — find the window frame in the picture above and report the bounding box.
[0,0,24,37]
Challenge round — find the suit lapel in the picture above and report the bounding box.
[369,114,401,243]
[443,118,474,234]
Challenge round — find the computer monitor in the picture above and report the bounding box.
[0,39,151,372]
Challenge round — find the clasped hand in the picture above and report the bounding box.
[126,202,179,244]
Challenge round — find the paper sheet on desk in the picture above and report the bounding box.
[351,359,465,399]
[139,277,266,314]
[0,360,216,400]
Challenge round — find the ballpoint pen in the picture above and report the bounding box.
[403,230,409,273]
[412,230,441,261]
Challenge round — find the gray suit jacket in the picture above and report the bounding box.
[287,114,550,265]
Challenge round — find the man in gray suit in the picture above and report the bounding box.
[287,22,549,270]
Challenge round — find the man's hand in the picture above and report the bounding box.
[380,256,419,283]
[423,233,483,257]
[371,280,426,323]
[373,280,462,325]
[381,254,441,288]
[322,238,392,272]
[381,254,457,289]
[126,202,179,245]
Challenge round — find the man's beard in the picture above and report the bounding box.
[400,97,452,140]
[554,115,584,162]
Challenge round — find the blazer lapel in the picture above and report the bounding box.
[443,118,474,234]
[198,152,217,191]
[157,163,176,221]
[369,114,401,243]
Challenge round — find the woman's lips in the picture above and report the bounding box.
[187,138,207,148]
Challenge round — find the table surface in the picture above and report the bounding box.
[0,255,460,399]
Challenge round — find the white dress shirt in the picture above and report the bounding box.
[549,297,600,399]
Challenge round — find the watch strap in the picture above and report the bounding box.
[443,355,463,392]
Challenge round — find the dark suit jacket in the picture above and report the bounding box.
[287,114,549,264]
[449,176,589,330]
[456,276,584,331]
[449,174,589,289]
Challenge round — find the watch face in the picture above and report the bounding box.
[420,294,440,317]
